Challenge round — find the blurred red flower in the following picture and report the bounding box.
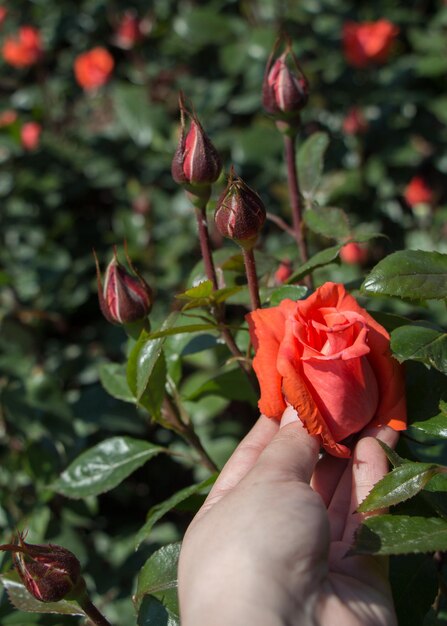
[342,107,368,135]
[0,110,17,127]
[0,7,8,28]
[2,26,43,68]
[74,47,114,91]
[342,20,399,68]
[274,259,293,285]
[340,242,368,265]
[113,11,143,49]
[404,176,433,206]
[21,122,41,151]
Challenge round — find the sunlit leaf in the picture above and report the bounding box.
[362,250,447,300]
[53,437,163,498]
[134,542,181,614]
[358,463,442,512]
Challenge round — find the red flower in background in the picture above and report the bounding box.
[0,7,8,29]
[2,26,43,68]
[340,242,368,265]
[404,176,433,206]
[74,47,114,91]
[21,122,41,151]
[274,259,293,285]
[342,20,399,68]
[342,107,368,135]
[247,282,406,458]
[113,11,144,49]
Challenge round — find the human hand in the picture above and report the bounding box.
[178,408,398,626]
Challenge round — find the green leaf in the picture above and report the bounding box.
[185,368,257,404]
[141,324,217,340]
[268,285,308,306]
[137,596,179,626]
[0,572,85,616]
[138,351,167,419]
[134,542,181,613]
[135,475,217,549]
[362,250,447,301]
[410,409,447,439]
[53,437,164,498]
[99,362,135,403]
[288,244,341,282]
[304,206,350,240]
[127,314,177,409]
[358,463,442,512]
[177,281,213,300]
[352,515,447,555]
[391,325,447,374]
[377,440,407,467]
[297,132,330,201]
[176,281,242,310]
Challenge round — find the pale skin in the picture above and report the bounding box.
[179,407,398,626]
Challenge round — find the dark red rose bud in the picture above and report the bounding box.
[171,94,222,188]
[0,532,83,603]
[215,168,266,250]
[263,39,309,120]
[94,247,153,325]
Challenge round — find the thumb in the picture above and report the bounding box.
[255,406,320,483]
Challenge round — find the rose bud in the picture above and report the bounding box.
[247,282,406,458]
[214,168,266,250]
[0,7,8,29]
[0,532,83,603]
[262,39,309,122]
[171,95,222,193]
[0,109,18,128]
[342,20,399,68]
[94,248,153,325]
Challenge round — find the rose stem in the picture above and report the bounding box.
[78,595,113,626]
[242,248,261,311]
[193,201,258,389]
[283,133,312,288]
[162,396,219,473]
[194,205,219,290]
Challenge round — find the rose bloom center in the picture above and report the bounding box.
[293,308,379,442]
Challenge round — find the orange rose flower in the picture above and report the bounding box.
[74,47,114,91]
[342,20,399,68]
[404,176,433,207]
[2,26,43,68]
[247,282,406,458]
